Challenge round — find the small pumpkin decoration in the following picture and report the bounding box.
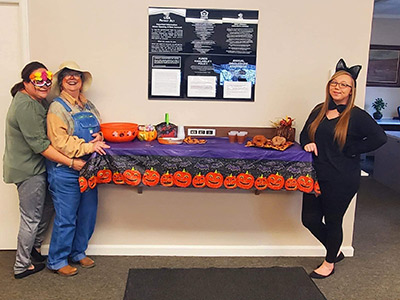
[254,175,268,190]
[224,174,237,189]
[138,128,157,142]
[96,168,112,184]
[79,176,88,193]
[192,173,206,188]
[142,167,160,186]
[314,180,321,195]
[267,173,285,190]
[88,175,97,189]
[284,176,298,191]
[237,171,255,189]
[123,168,141,186]
[205,170,224,189]
[173,169,192,188]
[160,171,174,187]
[113,172,125,185]
[297,174,314,193]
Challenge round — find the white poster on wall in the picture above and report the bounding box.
[151,69,181,96]
[187,76,216,97]
[223,81,251,99]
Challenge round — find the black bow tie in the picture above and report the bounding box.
[328,99,347,113]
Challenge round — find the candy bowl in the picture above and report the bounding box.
[100,122,138,143]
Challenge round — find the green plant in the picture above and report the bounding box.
[372,98,387,112]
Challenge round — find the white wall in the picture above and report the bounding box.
[365,17,400,118]
[0,0,28,249]
[1,0,374,255]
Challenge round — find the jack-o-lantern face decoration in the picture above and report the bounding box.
[192,173,206,188]
[224,174,237,189]
[237,171,254,190]
[284,176,298,191]
[206,170,223,188]
[297,174,314,193]
[147,130,157,141]
[173,169,192,188]
[314,180,321,195]
[160,171,174,187]
[97,168,112,184]
[88,175,97,189]
[142,168,160,186]
[267,173,284,190]
[123,168,141,186]
[113,172,125,185]
[254,175,268,190]
[138,129,157,142]
[79,176,88,193]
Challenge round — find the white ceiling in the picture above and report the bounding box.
[374,0,400,17]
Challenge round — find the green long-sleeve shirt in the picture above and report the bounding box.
[3,91,50,184]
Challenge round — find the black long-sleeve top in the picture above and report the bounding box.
[300,104,387,181]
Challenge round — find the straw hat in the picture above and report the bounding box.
[52,61,93,95]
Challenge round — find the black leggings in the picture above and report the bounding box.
[301,179,358,263]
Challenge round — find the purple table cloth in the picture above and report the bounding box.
[80,137,317,192]
[101,137,312,162]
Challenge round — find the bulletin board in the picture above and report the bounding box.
[148,7,259,102]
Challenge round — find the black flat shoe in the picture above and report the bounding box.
[310,268,335,279]
[316,252,345,268]
[14,263,45,279]
[31,248,47,262]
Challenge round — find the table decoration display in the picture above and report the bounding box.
[138,124,157,141]
[245,117,295,150]
[183,136,207,144]
[79,132,319,194]
[100,122,138,142]
[246,135,294,151]
[156,113,184,144]
[272,116,295,141]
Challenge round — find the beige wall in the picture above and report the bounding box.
[28,0,373,127]
[1,0,374,255]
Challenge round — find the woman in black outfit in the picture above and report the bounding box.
[300,58,387,279]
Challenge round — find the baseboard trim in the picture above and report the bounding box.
[40,244,354,257]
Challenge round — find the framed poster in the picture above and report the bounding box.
[148,7,259,101]
[367,45,400,87]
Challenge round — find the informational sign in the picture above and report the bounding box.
[148,7,258,101]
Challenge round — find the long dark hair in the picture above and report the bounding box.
[10,61,47,97]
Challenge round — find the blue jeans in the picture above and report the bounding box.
[46,162,98,270]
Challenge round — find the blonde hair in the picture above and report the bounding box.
[307,70,357,150]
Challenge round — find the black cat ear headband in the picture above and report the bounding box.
[329,59,362,111]
[335,58,362,81]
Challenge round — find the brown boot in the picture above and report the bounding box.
[79,257,95,268]
[56,265,78,276]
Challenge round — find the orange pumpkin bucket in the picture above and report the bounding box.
[100,122,138,143]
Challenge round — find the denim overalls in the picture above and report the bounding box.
[47,97,100,270]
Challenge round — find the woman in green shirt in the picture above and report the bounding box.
[3,61,85,279]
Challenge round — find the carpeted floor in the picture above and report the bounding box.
[124,267,326,300]
[0,177,399,300]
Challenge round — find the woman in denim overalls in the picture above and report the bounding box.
[46,61,109,276]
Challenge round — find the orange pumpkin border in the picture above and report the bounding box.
[81,169,319,194]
